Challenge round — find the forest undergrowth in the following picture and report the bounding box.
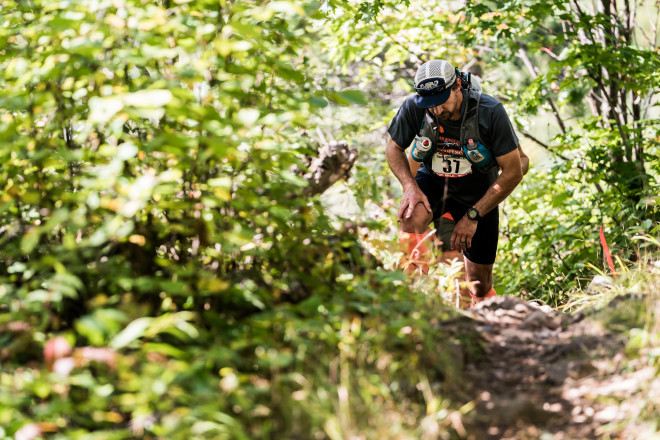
[4,227,659,440]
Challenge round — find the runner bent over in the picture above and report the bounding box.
[386,59,523,305]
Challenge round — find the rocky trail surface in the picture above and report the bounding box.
[441,296,658,440]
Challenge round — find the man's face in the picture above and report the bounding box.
[429,87,459,120]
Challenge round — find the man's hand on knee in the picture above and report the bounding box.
[397,183,432,220]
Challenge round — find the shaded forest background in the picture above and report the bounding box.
[0,0,658,438]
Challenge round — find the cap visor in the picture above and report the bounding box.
[414,89,451,108]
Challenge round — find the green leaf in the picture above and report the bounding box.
[21,228,41,254]
[110,317,153,349]
[76,316,107,346]
[123,89,173,108]
[309,96,329,108]
[143,342,189,359]
[236,108,260,126]
[339,89,367,105]
[88,96,124,124]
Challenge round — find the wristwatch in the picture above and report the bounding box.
[466,207,481,221]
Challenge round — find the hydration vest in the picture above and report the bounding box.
[417,88,496,174]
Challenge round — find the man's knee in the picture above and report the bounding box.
[400,203,433,233]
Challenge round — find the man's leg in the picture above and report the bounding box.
[464,257,497,305]
[436,213,472,309]
[400,203,434,275]
[458,206,499,306]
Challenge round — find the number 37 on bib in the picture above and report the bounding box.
[431,148,473,177]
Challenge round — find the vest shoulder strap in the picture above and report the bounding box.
[421,110,437,140]
[459,89,482,145]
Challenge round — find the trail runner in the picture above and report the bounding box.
[386,59,525,306]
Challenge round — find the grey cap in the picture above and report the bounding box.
[413,60,457,108]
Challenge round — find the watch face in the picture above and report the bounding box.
[467,208,479,220]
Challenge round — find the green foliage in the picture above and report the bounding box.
[0,0,475,437]
[498,119,659,301]
[2,0,659,436]
[0,0,357,321]
[0,266,473,438]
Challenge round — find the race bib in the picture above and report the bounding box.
[431,148,473,177]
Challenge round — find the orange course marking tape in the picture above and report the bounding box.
[599,226,618,279]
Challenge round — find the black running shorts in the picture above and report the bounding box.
[416,172,499,265]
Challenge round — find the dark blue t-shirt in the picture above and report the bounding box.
[387,89,519,206]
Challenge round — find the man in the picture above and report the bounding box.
[406,145,529,308]
[386,59,524,305]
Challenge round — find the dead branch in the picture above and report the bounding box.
[304,140,358,196]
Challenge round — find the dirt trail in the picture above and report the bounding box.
[449,296,657,440]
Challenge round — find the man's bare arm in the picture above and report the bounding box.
[385,138,415,189]
[385,137,431,219]
[407,150,422,178]
[472,149,524,216]
[519,146,529,175]
[451,149,523,250]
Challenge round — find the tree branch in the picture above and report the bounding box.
[517,128,569,161]
[375,18,421,62]
[516,47,567,134]
[304,141,358,196]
